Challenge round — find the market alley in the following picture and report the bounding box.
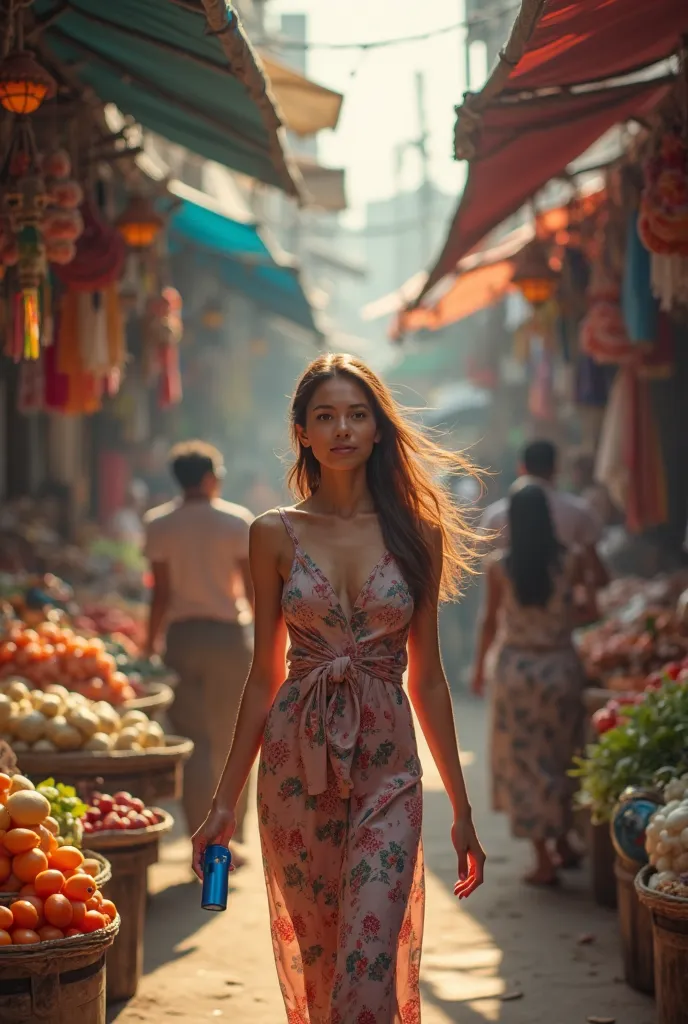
[107,696,655,1024]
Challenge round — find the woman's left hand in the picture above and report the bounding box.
[452,814,486,900]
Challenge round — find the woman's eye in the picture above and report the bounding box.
[352,411,366,420]
[316,413,332,421]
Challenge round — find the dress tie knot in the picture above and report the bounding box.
[329,655,352,683]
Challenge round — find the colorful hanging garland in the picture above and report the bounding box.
[144,286,183,408]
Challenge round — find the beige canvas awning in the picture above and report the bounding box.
[296,156,347,212]
[260,53,343,137]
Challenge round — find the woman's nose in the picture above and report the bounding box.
[335,418,350,436]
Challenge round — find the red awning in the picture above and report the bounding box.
[416,77,671,303]
[508,0,687,91]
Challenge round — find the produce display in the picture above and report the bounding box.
[576,610,688,689]
[0,772,117,943]
[572,681,688,822]
[82,790,166,836]
[74,600,146,649]
[590,657,688,735]
[0,677,165,754]
[35,779,87,848]
[0,622,140,703]
[597,573,688,619]
[645,773,688,888]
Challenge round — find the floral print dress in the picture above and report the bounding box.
[257,509,425,1024]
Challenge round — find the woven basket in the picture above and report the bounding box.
[122,680,175,715]
[16,735,193,777]
[85,808,174,851]
[0,915,119,975]
[635,865,688,922]
[0,849,111,907]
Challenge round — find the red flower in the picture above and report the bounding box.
[404,795,422,831]
[272,917,296,943]
[400,997,421,1024]
[271,826,287,853]
[362,912,381,937]
[360,705,377,732]
[355,956,369,976]
[356,1012,376,1024]
[292,913,308,938]
[398,917,413,945]
[265,739,290,770]
[357,827,383,855]
[388,880,404,903]
[288,828,304,854]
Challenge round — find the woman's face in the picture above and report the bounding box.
[297,375,380,473]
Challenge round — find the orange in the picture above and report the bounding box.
[13,848,48,883]
[65,927,81,937]
[63,874,95,902]
[34,870,65,898]
[47,835,59,857]
[0,929,11,945]
[18,884,36,897]
[81,858,100,878]
[4,829,41,856]
[49,846,84,872]
[0,775,11,794]
[85,892,103,911]
[43,817,59,837]
[81,911,105,933]
[12,928,40,945]
[0,873,22,894]
[20,895,45,928]
[0,854,11,884]
[9,900,39,930]
[44,894,73,929]
[37,925,64,942]
[0,905,12,930]
[69,901,86,928]
[100,899,117,922]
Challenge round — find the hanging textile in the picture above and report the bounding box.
[622,210,659,343]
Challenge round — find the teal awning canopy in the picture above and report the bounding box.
[34,0,299,195]
[168,189,317,334]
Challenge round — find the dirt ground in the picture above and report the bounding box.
[107,697,656,1024]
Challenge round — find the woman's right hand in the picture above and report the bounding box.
[191,804,236,881]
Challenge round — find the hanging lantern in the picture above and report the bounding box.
[511,239,559,306]
[115,195,164,249]
[0,51,56,115]
[201,302,223,330]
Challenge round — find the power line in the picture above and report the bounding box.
[262,7,519,53]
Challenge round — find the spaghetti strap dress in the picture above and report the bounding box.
[257,509,425,1024]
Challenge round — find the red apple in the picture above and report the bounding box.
[129,798,145,813]
[113,792,133,805]
[102,812,122,830]
[82,821,94,834]
[129,814,149,829]
[98,796,114,815]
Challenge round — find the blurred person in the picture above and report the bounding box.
[481,440,609,599]
[144,442,254,861]
[191,354,485,1023]
[472,483,597,886]
[108,479,148,550]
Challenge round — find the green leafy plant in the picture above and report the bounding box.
[37,778,88,848]
[570,683,688,823]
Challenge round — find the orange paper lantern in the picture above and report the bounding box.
[0,51,56,115]
[115,196,164,249]
[512,239,559,306]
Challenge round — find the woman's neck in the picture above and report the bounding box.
[308,467,374,518]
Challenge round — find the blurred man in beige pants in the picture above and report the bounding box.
[144,442,254,863]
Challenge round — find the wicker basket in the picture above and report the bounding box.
[0,849,111,907]
[122,680,175,716]
[635,864,688,922]
[0,915,119,964]
[85,809,173,851]
[17,735,192,777]
[635,865,688,1024]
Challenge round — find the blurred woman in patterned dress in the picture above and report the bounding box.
[472,482,594,886]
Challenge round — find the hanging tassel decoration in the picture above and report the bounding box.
[22,288,40,360]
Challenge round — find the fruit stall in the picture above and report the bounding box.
[573,678,688,1019]
[0,766,120,1021]
[0,609,193,1010]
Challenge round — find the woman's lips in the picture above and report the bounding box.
[330,445,356,453]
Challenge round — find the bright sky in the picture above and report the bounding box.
[269,0,478,217]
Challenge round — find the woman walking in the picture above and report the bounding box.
[192,353,485,1023]
[472,482,591,886]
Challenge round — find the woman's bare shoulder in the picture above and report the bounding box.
[250,509,287,545]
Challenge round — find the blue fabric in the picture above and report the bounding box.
[168,201,316,333]
[622,210,658,344]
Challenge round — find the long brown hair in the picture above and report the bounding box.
[288,353,481,605]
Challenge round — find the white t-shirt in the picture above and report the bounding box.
[481,481,603,550]
[144,498,253,625]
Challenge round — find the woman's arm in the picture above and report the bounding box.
[407,526,486,898]
[192,513,287,876]
[470,557,501,696]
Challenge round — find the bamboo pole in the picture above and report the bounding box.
[199,0,302,201]
[454,0,548,161]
